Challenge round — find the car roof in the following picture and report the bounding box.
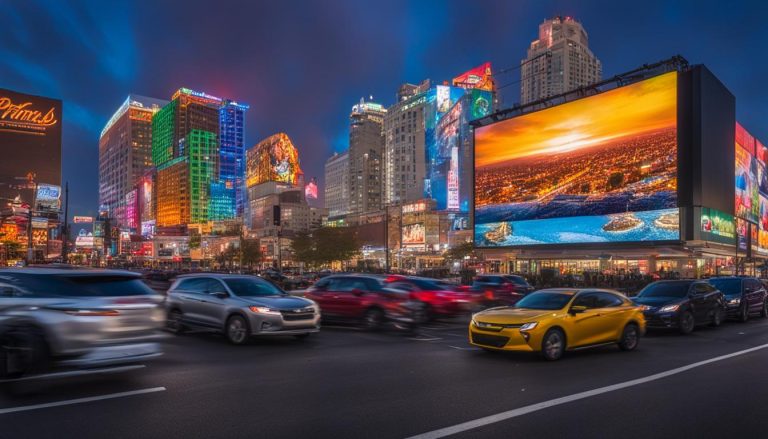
[535,288,624,296]
[175,273,258,279]
[0,267,140,277]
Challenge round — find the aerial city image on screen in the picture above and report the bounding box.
[474,71,680,247]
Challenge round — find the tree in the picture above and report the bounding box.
[315,227,359,267]
[443,241,474,262]
[290,231,316,268]
[240,239,262,270]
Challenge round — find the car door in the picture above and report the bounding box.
[592,292,631,341]
[568,292,608,347]
[689,283,711,323]
[195,278,230,329]
[315,277,350,317]
[334,278,370,318]
[745,279,763,313]
[172,278,210,324]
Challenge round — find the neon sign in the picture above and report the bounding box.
[0,96,58,130]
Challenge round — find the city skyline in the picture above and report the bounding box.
[2,1,768,218]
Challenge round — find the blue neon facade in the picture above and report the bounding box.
[219,100,249,218]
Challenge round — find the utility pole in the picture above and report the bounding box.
[61,182,69,264]
[384,206,390,273]
[26,182,38,265]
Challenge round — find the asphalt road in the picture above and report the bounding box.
[1,316,768,439]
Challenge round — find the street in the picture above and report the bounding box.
[1,317,767,439]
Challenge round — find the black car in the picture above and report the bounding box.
[708,277,768,322]
[633,280,725,334]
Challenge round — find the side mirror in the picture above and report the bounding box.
[211,291,229,299]
[352,288,364,296]
[569,305,587,315]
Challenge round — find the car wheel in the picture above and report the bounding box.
[679,311,695,335]
[0,326,50,379]
[166,310,186,335]
[226,315,250,345]
[541,328,565,361]
[363,308,384,331]
[618,323,640,351]
[761,301,768,319]
[739,302,749,323]
[709,307,724,327]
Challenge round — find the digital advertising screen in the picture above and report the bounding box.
[0,88,62,206]
[735,123,758,223]
[700,207,735,245]
[474,71,679,247]
[402,223,425,245]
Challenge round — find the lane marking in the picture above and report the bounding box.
[447,346,479,351]
[0,387,167,415]
[0,365,144,383]
[408,336,442,341]
[406,342,768,439]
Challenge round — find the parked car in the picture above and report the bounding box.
[0,268,164,379]
[633,280,725,334]
[166,274,320,345]
[472,275,535,306]
[383,275,478,320]
[469,288,645,361]
[305,275,423,330]
[708,277,768,321]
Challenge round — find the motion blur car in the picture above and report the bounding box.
[472,275,534,306]
[305,275,423,330]
[0,268,164,379]
[708,277,768,322]
[383,275,478,320]
[166,274,320,345]
[633,280,725,334]
[469,288,645,361]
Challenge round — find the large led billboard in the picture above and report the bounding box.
[0,89,62,206]
[735,123,758,223]
[474,72,679,247]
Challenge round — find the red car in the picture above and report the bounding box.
[383,275,479,320]
[305,275,414,330]
[471,275,535,306]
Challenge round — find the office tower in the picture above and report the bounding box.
[520,16,602,105]
[324,151,349,218]
[99,95,166,228]
[219,99,249,217]
[383,90,426,207]
[348,98,386,215]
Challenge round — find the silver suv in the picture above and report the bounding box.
[0,268,164,379]
[166,274,320,344]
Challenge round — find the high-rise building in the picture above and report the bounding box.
[348,98,386,215]
[219,99,249,217]
[520,16,602,105]
[324,151,349,218]
[99,95,166,228]
[384,89,426,207]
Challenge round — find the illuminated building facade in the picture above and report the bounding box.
[521,16,602,105]
[220,100,249,217]
[99,95,166,228]
[324,151,349,218]
[384,85,427,206]
[349,99,386,215]
[156,157,189,226]
[246,133,303,187]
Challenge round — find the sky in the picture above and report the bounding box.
[475,71,678,167]
[1,0,767,218]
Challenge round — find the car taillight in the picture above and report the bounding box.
[485,290,494,300]
[63,309,121,317]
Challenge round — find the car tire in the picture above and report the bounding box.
[541,328,565,361]
[225,315,250,345]
[709,307,724,327]
[761,300,768,319]
[0,326,50,379]
[363,308,384,331]
[739,302,750,323]
[679,311,695,335]
[618,323,640,351]
[166,310,186,335]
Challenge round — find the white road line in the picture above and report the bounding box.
[406,342,768,439]
[407,336,443,341]
[0,387,167,415]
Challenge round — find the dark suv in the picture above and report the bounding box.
[708,277,768,322]
[472,275,534,306]
[633,280,726,334]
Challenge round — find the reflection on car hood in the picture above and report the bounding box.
[633,297,682,307]
[240,295,313,309]
[474,307,556,324]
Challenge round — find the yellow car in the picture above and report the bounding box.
[469,288,646,360]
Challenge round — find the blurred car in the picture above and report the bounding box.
[633,280,725,334]
[708,277,768,321]
[0,268,164,379]
[383,275,478,320]
[472,275,534,306]
[469,288,644,361]
[305,275,422,330]
[166,274,320,345]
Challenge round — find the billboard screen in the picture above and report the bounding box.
[474,72,679,247]
[701,208,735,245]
[0,89,62,206]
[402,223,425,245]
[735,123,758,223]
[452,62,494,91]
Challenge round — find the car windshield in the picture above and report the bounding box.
[637,282,691,298]
[514,292,573,310]
[708,279,741,296]
[0,274,157,297]
[224,278,284,297]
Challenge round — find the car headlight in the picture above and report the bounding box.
[249,306,281,315]
[728,298,741,306]
[659,304,680,313]
[519,322,538,331]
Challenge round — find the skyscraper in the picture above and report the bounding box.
[219,99,249,217]
[348,98,386,215]
[324,151,349,218]
[520,16,602,105]
[99,95,167,228]
[384,86,427,207]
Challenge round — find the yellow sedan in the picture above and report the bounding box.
[469,288,645,361]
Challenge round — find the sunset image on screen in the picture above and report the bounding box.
[474,71,679,247]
